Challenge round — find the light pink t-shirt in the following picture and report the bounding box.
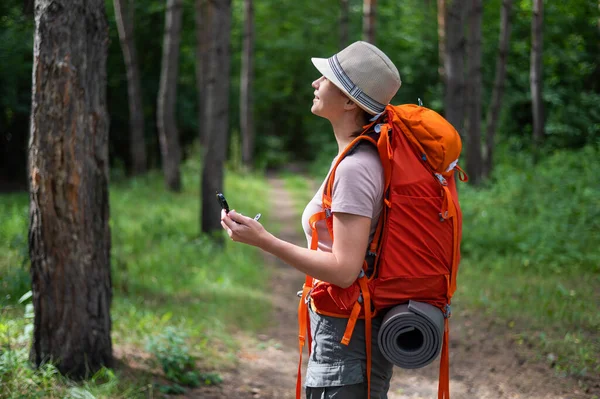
[301,144,384,252]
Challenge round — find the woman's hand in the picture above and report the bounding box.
[220,209,270,248]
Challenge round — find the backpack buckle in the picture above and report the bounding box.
[443,304,452,318]
[435,173,447,186]
[325,208,332,218]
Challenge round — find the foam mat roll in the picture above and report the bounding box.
[378,300,445,369]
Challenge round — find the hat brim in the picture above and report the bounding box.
[311,57,380,115]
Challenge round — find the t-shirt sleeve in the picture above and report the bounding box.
[330,146,384,218]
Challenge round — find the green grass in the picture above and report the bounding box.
[0,157,273,398]
[455,146,600,378]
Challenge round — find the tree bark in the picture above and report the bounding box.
[157,0,183,191]
[195,0,211,150]
[483,0,513,179]
[362,0,377,44]
[240,0,254,167]
[201,0,232,237]
[28,0,112,378]
[531,0,544,155]
[466,0,483,185]
[114,0,147,175]
[444,0,466,134]
[340,0,349,49]
[437,0,446,81]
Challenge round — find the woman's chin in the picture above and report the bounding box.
[311,104,322,116]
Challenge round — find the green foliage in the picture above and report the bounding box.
[1,0,599,175]
[0,195,30,306]
[0,164,271,397]
[146,326,222,389]
[457,146,600,376]
[461,145,600,273]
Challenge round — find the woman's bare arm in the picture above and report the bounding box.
[221,210,370,288]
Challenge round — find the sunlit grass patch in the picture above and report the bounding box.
[0,164,274,398]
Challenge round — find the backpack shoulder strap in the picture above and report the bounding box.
[321,134,379,240]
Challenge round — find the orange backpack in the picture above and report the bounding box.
[296,104,468,399]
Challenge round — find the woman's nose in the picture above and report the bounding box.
[312,76,323,89]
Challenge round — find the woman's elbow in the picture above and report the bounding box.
[335,266,362,288]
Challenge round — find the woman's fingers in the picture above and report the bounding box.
[221,209,265,246]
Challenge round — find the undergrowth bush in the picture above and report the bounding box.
[461,145,599,274]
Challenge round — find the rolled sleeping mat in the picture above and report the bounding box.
[378,300,445,369]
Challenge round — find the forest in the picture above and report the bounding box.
[0,0,599,398]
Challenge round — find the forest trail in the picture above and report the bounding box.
[185,176,592,399]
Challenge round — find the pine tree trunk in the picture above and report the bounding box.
[28,0,112,378]
[201,0,231,237]
[437,0,446,81]
[362,0,377,44]
[114,0,147,175]
[531,0,544,156]
[444,0,466,135]
[466,0,483,185]
[195,0,211,150]
[157,0,183,191]
[340,0,349,49]
[484,0,513,179]
[240,0,254,167]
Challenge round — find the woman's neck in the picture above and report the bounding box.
[330,113,365,155]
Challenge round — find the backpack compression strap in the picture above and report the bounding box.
[295,209,329,399]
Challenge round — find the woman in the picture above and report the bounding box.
[221,41,401,398]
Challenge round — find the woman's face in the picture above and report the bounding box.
[311,76,349,120]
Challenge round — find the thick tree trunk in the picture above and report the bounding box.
[201,0,231,236]
[444,0,466,135]
[114,0,147,175]
[531,0,544,155]
[157,0,183,191]
[466,0,483,185]
[484,0,513,179]
[195,0,211,150]
[240,0,254,167]
[437,0,446,81]
[28,0,112,378]
[340,0,349,49]
[362,0,377,44]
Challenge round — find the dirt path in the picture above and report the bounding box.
[186,176,595,399]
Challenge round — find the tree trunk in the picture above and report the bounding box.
[483,0,513,179]
[466,0,483,185]
[114,0,147,175]
[444,0,466,134]
[437,0,446,81]
[28,0,112,378]
[195,0,211,150]
[362,0,377,44]
[531,0,544,156]
[240,0,254,167]
[340,0,349,49]
[157,0,183,191]
[201,0,232,237]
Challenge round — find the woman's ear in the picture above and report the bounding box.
[344,98,358,111]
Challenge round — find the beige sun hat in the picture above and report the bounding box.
[311,41,401,115]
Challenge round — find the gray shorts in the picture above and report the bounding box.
[305,306,393,399]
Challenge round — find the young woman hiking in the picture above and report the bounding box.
[220,41,401,398]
